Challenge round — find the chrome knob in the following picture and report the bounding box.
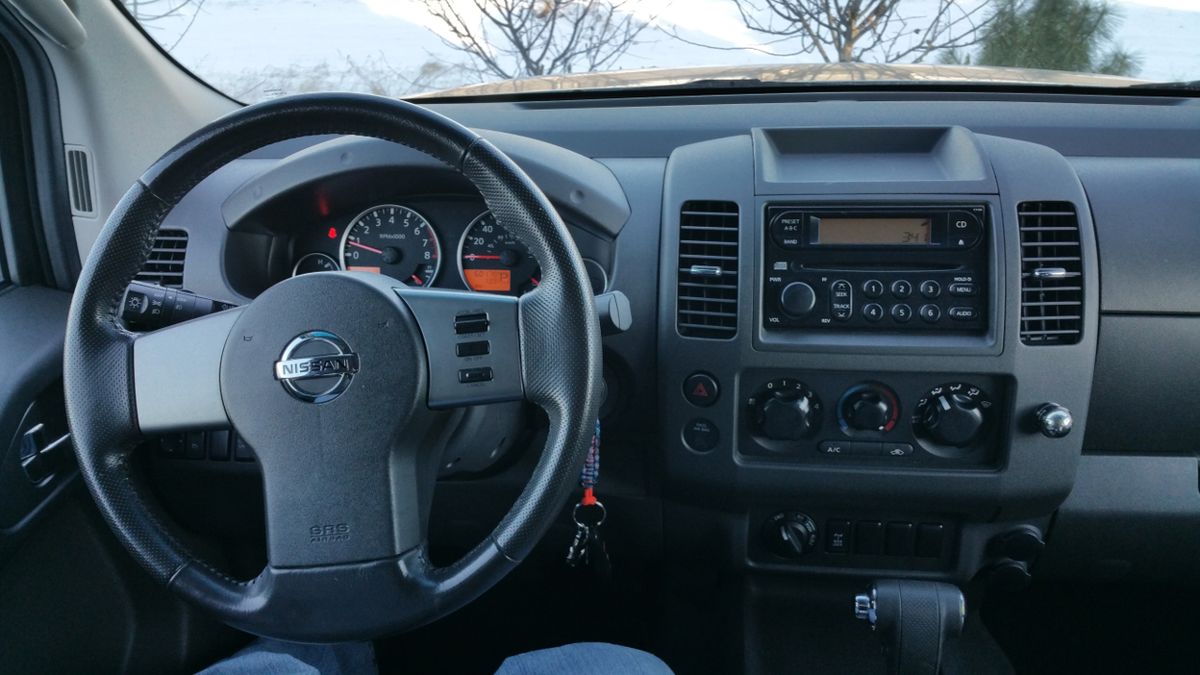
[1035,403,1073,438]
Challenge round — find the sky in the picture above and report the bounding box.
[140,0,1200,98]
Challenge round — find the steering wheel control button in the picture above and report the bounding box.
[891,303,913,323]
[453,312,490,334]
[919,304,942,323]
[684,372,720,407]
[890,280,913,298]
[455,340,491,357]
[882,442,914,457]
[780,282,817,318]
[948,306,977,321]
[919,280,941,298]
[458,367,494,384]
[683,418,720,452]
[863,303,884,322]
[862,279,884,299]
[272,331,360,404]
[948,282,976,297]
[830,280,853,321]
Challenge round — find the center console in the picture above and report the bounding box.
[658,126,1100,584]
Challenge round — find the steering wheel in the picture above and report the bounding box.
[62,94,603,642]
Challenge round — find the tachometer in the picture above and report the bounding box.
[340,204,441,287]
[458,211,540,296]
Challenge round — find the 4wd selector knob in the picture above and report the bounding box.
[780,282,817,318]
[749,378,822,442]
[914,383,992,448]
[763,512,818,558]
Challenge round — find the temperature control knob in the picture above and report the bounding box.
[914,383,993,448]
[750,379,822,441]
[838,383,900,433]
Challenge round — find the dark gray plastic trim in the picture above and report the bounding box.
[752,126,997,195]
[221,132,631,237]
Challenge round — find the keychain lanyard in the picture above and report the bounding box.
[566,420,609,575]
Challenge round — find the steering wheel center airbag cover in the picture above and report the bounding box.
[220,271,426,566]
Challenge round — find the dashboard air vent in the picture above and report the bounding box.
[65,145,96,217]
[1018,202,1082,345]
[134,229,188,288]
[677,200,739,339]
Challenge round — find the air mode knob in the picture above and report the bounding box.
[914,384,992,448]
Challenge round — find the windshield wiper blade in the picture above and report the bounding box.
[1128,80,1200,91]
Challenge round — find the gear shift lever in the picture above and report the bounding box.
[854,580,965,675]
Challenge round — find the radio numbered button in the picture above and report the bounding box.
[830,280,853,321]
[948,306,978,321]
[863,303,884,322]
[862,279,884,299]
[919,280,941,298]
[891,304,913,323]
[891,280,913,298]
[919,304,941,323]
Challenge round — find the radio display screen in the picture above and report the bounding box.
[815,217,931,245]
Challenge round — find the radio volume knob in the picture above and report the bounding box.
[780,282,817,318]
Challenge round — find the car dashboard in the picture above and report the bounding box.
[135,90,1200,591]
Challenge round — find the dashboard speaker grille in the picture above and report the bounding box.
[65,145,96,217]
[1018,202,1082,345]
[677,200,739,339]
[134,229,188,288]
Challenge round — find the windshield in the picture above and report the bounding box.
[122,0,1199,101]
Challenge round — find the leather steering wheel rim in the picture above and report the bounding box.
[62,93,603,642]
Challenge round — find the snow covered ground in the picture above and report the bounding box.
[134,0,1200,101]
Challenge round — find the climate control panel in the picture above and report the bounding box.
[740,370,1006,468]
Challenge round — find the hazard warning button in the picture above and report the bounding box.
[683,372,720,408]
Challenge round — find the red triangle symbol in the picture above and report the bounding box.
[692,383,709,397]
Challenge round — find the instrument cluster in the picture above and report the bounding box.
[287,196,606,297]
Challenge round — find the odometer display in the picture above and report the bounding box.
[458,211,539,296]
[340,204,441,287]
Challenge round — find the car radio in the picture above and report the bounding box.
[762,204,988,333]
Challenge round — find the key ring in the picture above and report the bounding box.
[573,500,606,528]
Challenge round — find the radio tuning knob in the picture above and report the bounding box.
[779,282,817,319]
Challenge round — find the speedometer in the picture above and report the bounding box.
[457,211,540,296]
[340,204,441,287]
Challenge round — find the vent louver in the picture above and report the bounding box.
[1018,202,1082,345]
[134,229,188,288]
[65,145,96,216]
[677,200,739,339]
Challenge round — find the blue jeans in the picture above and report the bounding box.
[198,639,673,674]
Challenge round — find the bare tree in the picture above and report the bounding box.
[715,0,993,64]
[418,0,650,79]
[122,0,207,50]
